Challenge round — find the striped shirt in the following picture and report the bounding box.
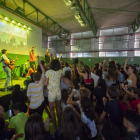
[27,74,45,109]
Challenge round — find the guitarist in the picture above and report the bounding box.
[1,49,14,89]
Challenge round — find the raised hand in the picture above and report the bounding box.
[125,58,129,63]
[103,59,106,63]
[80,61,84,65]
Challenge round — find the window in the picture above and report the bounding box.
[134,51,140,56]
[99,51,127,57]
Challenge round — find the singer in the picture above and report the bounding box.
[29,46,36,67]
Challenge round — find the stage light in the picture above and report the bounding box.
[5,17,8,20]
[18,23,22,26]
[28,27,31,30]
[23,25,27,29]
[63,0,73,6]
[12,20,15,23]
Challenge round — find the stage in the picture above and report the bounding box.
[0,77,27,112]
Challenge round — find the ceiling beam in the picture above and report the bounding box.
[95,0,140,21]
[74,0,97,37]
[132,13,140,34]
[90,7,140,13]
[0,0,69,40]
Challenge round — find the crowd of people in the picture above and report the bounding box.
[0,49,140,140]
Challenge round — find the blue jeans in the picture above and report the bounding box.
[3,66,11,88]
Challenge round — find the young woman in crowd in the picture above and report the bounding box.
[102,60,117,87]
[118,89,132,116]
[78,61,93,92]
[72,79,80,100]
[93,78,107,115]
[67,91,97,140]
[123,58,138,89]
[61,89,71,112]
[45,59,62,131]
[60,70,72,90]
[25,113,51,140]
[10,84,24,106]
[61,107,90,140]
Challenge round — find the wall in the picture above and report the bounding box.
[0,8,46,78]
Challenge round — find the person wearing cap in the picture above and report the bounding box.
[1,49,14,89]
[29,46,36,67]
[123,110,140,140]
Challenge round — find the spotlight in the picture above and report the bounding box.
[18,23,22,27]
[23,25,27,29]
[11,20,17,25]
[5,17,8,20]
[12,20,15,23]
[28,27,31,30]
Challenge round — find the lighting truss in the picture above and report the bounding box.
[132,13,140,35]
[0,0,69,40]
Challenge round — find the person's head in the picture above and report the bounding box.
[131,88,140,99]
[96,69,102,78]
[106,86,119,99]
[97,78,107,92]
[33,72,41,81]
[12,103,27,115]
[31,50,34,54]
[107,61,117,81]
[14,84,20,92]
[27,60,29,63]
[0,106,4,118]
[80,89,89,98]
[61,89,69,105]
[83,65,90,74]
[128,66,137,75]
[61,107,88,140]
[1,49,7,55]
[111,83,119,89]
[65,70,71,80]
[25,113,47,140]
[65,62,69,67]
[80,97,95,121]
[31,64,35,69]
[117,64,121,71]
[73,79,80,90]
[101,120,120,140]
[50,59,60,71]
[123,110,140,133]
[0,118,5,131]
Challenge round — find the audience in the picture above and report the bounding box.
[0,117,15,140]
[10,84,24,106]
[25,113,50,140]
[60,70,72,90]
[123,110,140,140]
[2,55,140,140]
[8,103,28,140]
[27,56,45,116]
[45,59,62,131]
[63,62,72,76]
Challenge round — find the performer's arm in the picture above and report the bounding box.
[29,49,32,56]
[53,50,57,59]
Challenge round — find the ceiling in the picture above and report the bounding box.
[2,0,140,35]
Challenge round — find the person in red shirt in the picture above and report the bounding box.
[29,46,36,67]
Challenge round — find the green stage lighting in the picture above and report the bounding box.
[0,15,4,19]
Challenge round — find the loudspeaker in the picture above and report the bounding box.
[73,58,78,64]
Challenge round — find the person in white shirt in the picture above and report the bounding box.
[63,62,72,76]
[1,49,14,89]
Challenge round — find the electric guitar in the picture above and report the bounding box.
[8,56,18,69]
